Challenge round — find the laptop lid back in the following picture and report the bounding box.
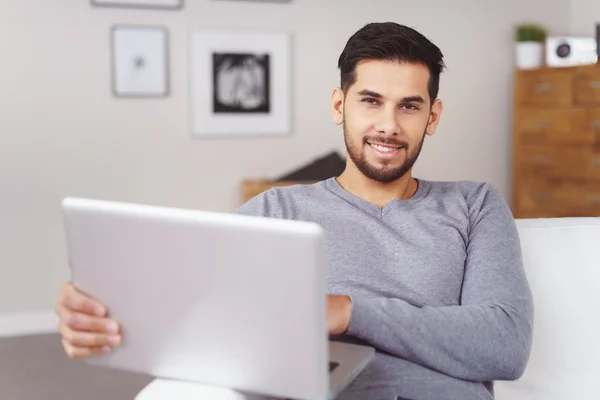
[62,197,329,400]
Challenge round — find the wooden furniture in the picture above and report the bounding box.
[240,179,317,204]
[512,64,600,218]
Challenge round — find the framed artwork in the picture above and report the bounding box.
[92,0,183,9]
[190,30,292,138]
[111,25,169,98]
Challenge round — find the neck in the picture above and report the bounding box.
[336,160,418,208]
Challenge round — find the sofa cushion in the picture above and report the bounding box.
[495,217,600,400]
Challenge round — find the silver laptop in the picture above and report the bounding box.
[62,197,374,400]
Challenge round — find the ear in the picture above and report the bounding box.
[425,99,443,136]
[331,88,345,126]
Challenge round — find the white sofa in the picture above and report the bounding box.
[495,217,600,400]
[137,217,600,400]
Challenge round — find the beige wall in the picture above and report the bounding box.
[570,0,600,36]
[0,0,570,319]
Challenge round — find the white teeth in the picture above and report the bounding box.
[371,144,398,153]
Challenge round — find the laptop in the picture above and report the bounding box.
[61,197,374,400]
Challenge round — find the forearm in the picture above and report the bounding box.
[346,295,533,381]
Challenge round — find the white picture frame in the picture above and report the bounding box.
[111,25,169,98]
[92,0,183,9]
[190,30,292,138]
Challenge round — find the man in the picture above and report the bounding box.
[55,22,533,400]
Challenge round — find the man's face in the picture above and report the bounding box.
[332,60,442,183]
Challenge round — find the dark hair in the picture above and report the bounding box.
[338,22,445,103]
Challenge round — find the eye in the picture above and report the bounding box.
[362,98,379,105]
[400,104,419,111]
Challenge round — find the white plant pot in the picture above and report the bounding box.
[516,42,544,70]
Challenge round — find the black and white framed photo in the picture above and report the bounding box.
[212,53,271,114]
[190,30,292,138]
[111,25,169,98]
[92,0,183,9]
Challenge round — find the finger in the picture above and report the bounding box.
[61,285,107,317]
[58,323,122,348]
[56,305,119,334]
[62,339,112,359]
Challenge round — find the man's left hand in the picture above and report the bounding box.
[327,295,352,335]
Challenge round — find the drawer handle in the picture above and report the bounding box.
[533,155,552,164]
[535,120,552,128]
[591,81,600,89]
[535,191,550,200]
[591,120,600,128]
[590,158,600,167]
[590,198,600,206]
[534,83,554,92]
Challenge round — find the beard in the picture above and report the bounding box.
[343,121,426,183]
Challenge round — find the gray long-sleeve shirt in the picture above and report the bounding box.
[236,177,534,400]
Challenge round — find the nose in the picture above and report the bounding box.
[373,108,400,136]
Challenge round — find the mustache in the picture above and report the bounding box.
[363,137,409,148]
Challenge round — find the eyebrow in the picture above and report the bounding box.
[356,89,425,104]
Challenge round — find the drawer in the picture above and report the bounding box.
[581,108,600,143]
[515,108,588,144]
[574,68,600,104]
[516,69,573,106]
[517,145,600,181]
[517,179,600,218]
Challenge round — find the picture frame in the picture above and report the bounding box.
[111,25,169,98]
[189,30,292,138]
[92,0,183,9]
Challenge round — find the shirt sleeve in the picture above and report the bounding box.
[235,189,282,218]
[345,183,534,382]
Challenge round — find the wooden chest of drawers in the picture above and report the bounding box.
[512,64,600,218]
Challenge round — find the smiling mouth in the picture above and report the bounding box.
[367,142,404,153]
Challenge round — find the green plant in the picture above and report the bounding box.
[515,24,548,42]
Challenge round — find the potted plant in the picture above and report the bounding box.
[515,23,548,69]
